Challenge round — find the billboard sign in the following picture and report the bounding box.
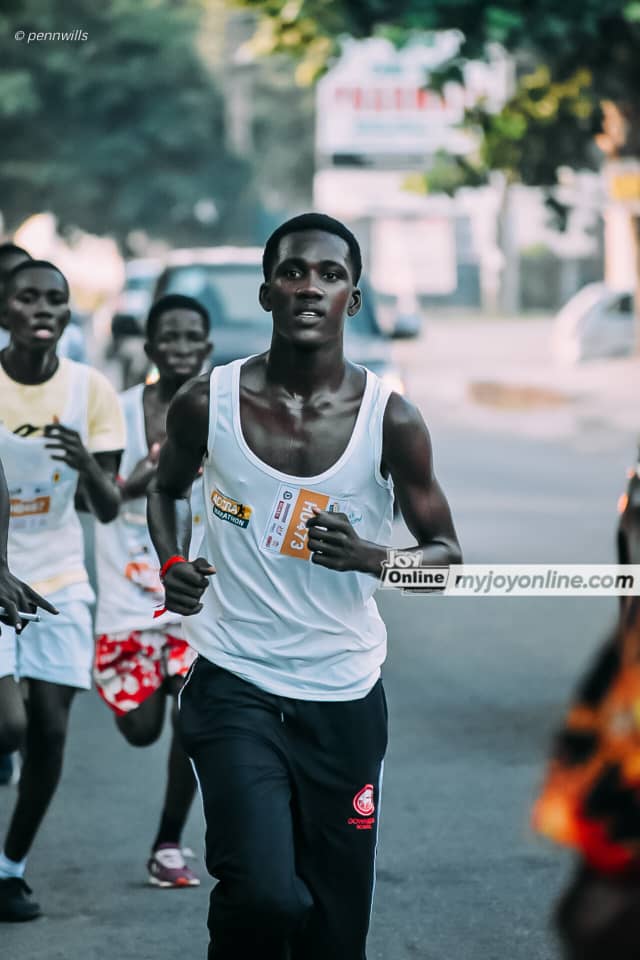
[316,36,509,161]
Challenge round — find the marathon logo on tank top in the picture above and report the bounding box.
[210,488,253,528]
[9,470,65,530]
[261,483,351,561]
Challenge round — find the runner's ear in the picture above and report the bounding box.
[347,287,361,317]
[258,282,272,313]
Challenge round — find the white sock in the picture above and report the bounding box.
[0,851,26,879]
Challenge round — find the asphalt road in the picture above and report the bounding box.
[1,358,636,960]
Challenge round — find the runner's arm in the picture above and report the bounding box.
[78,450,122,522]
[44,420,122,523]
[307,393,461,577]
[147,376,215,615]
[381,393,461,570]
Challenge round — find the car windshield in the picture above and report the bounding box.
[162,264,380,335]
[125,275,156,292]
[163,265,267,326]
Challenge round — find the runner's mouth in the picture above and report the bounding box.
[32,325,56,339]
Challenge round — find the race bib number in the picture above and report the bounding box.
[261,484,345,562]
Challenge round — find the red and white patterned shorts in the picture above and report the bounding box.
[94,626,197,716]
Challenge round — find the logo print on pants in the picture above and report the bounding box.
[353,784,375,816]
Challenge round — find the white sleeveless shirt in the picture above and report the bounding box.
[94,384,205,635]
[183,357,394,701]
[0,361,90,594]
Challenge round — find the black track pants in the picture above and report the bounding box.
[179,656,388,960]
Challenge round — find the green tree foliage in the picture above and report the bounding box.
[0,0,251,246]
[233,0,640,179]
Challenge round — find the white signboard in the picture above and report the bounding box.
[371,217,457,295]
[316,36,510,159]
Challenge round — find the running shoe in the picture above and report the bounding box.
[147,844,200,888]
[0,878,41,921]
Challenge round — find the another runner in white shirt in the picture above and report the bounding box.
[94,294,211,890]
[0,260,124,923]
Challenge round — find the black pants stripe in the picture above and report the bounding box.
[179,657,388,960]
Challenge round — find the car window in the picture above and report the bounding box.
[162,265,266,326]
[125,275,156,292]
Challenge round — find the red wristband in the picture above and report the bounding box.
[159,555,187,581]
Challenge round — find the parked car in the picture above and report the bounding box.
[552,284,635,365]
[375,291,423,339]
[150,247,406,394]
[108,257,162,387]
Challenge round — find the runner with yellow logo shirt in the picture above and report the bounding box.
[0,261,124,923]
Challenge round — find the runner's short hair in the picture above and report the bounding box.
[262,213,362,284]
[3,259,69,298]
[0,242,31,265]
[146,294,210,342]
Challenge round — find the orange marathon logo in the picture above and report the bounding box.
[10,495,51,517]
[210,489,252,528]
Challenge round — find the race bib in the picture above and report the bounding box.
[261,484,345,562]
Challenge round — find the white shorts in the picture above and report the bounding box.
[0,581,95,689]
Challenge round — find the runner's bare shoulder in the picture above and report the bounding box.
[167,373,210,456]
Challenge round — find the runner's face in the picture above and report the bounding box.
[145,309,211,383]
[4,267,70,351]
[260,230,361,348]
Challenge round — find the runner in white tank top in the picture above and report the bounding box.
[148,215,462,959]
[93,294,212,890]
[0,261,124,923]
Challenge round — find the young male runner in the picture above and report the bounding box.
[0,260,124,921]
[93,294,212,888]
[148,213,461,958]
[0,244,86,363]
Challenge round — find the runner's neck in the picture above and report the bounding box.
[0,343,60,385]
[265,339,347,398]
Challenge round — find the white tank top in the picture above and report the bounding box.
[94,384,205,635]
[183,357,394,701]
[0,361,90,593]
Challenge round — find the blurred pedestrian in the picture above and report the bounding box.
[0,260,124,921]
[93,294,212,888]
[148,214,461,958]
[533,597,640,959]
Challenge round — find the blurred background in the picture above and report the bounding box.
[2,2,640,958]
